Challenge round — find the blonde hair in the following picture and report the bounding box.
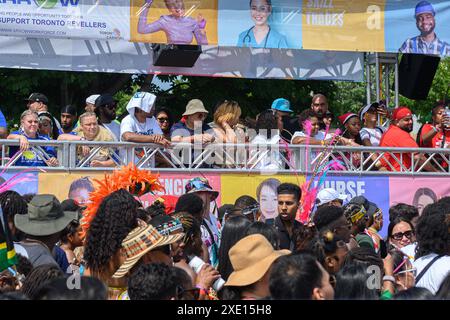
[79,112,97,124]
[20,110,38,122]
[213,100,242,127]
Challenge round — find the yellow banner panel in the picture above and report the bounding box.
[302,0,385,52]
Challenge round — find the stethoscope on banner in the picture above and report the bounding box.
[243,26,271,49]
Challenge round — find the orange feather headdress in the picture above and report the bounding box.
[80,163,164,236]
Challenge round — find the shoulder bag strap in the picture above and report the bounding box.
[415,254,445,283]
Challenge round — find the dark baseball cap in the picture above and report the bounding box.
[60,104,77,116]
[95,94,115,108]
[26,93,48,104]
[349,196,378,216]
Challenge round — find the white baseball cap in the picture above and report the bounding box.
[316,188,347,206]
[86,94,100,105]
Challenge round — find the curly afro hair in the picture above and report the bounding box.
[415,213,449,259]
[128,263,178,300]
[313,205,345,232]
[83,189,139,273]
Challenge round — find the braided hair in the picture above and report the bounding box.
[83,189,139,273]
[0,190,27,240]
[21,264,64,300]
[344,246,383,272]
[0,190,27,221]
[171,212,202,257]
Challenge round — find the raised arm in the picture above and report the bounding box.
[138,0,163,34]
[193,14,208,45]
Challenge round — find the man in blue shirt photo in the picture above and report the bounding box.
[399,1,450,56]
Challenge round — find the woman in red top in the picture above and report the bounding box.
[418,103,450,149]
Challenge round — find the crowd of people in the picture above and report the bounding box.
[0,170,449,300]
[1,92,449,171]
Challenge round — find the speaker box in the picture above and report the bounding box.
[152,44,202,68]
[399,53,440,100]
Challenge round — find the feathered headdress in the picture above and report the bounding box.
[80,163,164,236]
[297,126,345,223]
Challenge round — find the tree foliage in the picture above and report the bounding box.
[1,57,448,127]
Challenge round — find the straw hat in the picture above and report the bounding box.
[225,234,290,287]
[112,222,184,278]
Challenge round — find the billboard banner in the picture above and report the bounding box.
[0,1,449,57]
[0,171,38,195]
[32,171,450,238]
[309,174,391,237]
[389,177,450,215]
[37,171,220,208]
[0,0,130,41]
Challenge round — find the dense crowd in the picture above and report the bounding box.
[0,172,449,300]
[1,92,449,170]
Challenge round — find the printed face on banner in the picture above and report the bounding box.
[385,0,450,56]
[389,177,450,216]
[130,0,218,45]
[38,173,101,204]
[301,0,385,52]
[220,174,306,221]
[218,0,302,49]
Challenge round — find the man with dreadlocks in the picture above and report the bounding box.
[0,191,27,242]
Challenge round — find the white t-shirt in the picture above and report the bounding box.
[250,134,283,172]
[120,115,162,140]
[102,120,121,141]
[291,131,332,167]
[412,253,450,294]
[291,130,332,143]
[359,127,386,146]
[120,115,163,167]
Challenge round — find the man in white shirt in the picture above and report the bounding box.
[121,92,170,166]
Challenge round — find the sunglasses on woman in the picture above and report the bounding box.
[157,117,169,123]
[391,230,414,241]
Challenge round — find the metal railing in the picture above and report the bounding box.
[1,139,449,176]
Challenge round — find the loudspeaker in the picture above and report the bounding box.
[152,44,202,68]
[399,53,440,100]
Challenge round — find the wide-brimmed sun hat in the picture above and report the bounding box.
[112,222,184,278]
[14,194,78,237]
[225,234,290,287]
[182,99,209,117]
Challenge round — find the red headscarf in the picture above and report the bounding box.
[392,107,412,121]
